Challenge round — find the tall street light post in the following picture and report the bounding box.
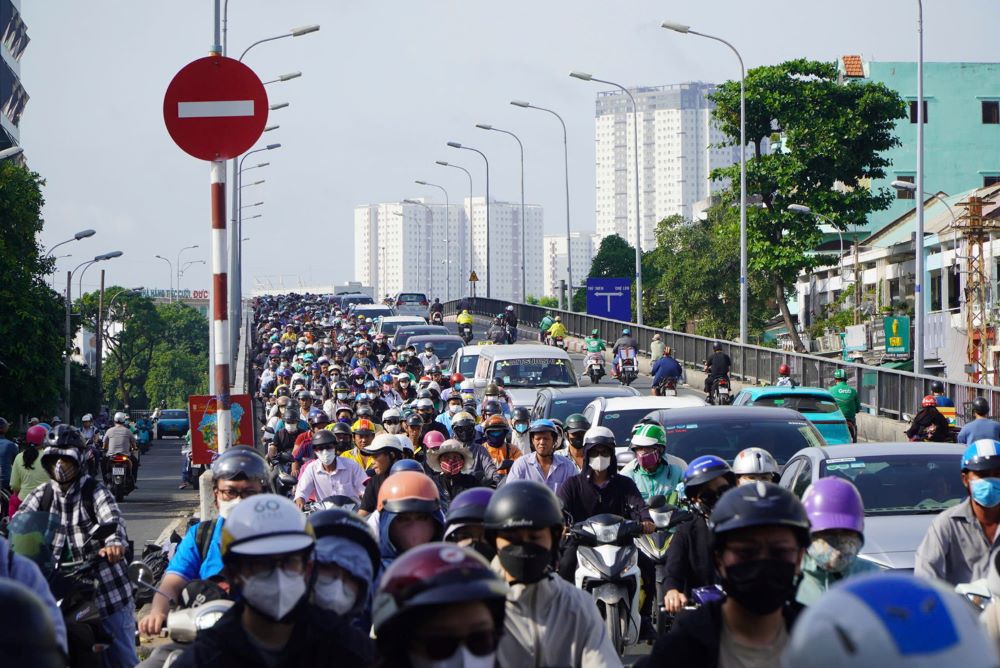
[662,21,747,342]
[176,245,199,300]
[416,180,452,300]
[154,255,173,301]
[447,143,491,298]
[436,161,475,298]
[45,229,96,259]
[477,124,527,302]
[571,72,644,324]
[179,260,206,293]
[914,0,926,374]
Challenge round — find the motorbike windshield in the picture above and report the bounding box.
[8,511,60,574]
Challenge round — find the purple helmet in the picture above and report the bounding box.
[351,367,366,378]
[801,477,864,535]
[445,487,495,527]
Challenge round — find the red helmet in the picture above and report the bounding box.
[373,542,508,641]
[922,395,937,408]
[778,363,790,376]
[25,425,48,446]
[450,372,465,385]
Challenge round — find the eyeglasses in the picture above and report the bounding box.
[383,419,401,425]
[216,487,260,501]
[238,552,308,578]
[415,630,499,661]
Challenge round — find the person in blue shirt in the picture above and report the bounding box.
[651,347,683,390]
[137,446,269,637]
[0,418,17,489]
[957,397,1000,444]
[0,535,67,653]
[931,380,955,407]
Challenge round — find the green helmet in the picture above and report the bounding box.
[591,329,599,336]
[564,413,591,434]
[630,423,666,450]
[833,369,847,380]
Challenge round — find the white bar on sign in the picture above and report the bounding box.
[178,100,254,118]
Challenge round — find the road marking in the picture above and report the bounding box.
[178,100,254,118]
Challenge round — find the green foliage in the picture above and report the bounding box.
[573,234,637,313]
[146,302,208,407]
[0,163,66,421]
[709,59,906,350]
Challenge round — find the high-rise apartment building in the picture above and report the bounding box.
[594,82,738,250]
[0,0,28,151]
[467,197,544,303]
[542,232,598,299]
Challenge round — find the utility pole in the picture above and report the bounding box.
[95,270,105,397]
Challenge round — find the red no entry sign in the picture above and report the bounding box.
[163,55,268,161]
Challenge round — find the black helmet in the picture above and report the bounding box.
[712,341,723,351]
[564,413,591,434]
[308,508,379,574]
[0,580,64,668]
[48,425,84,450]
[511,406,531,423]
[331,422,352,436]
[930,380,945,394]
[308,411,330,427]
[311,430,338,449]
[484,480,563,533]
[283,406,300,423]
[710,482,811,549]
[972,396,990,417]
[482,400,502,417]
[211,445,269,487]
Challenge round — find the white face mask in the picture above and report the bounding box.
[448,404,461,415]
[240,570,307,622]
[385,424,402,435]
[313,576,357,615]
[367,392,378,401]
[285,423,299,434]
[316,449,337,467]
[410,647,496,668]
[217,497,240,519]
[590,456,611,472]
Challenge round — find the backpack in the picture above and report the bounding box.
[194,518,219,564]
[39,477,98,526]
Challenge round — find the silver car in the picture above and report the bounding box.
[778,442,967,571]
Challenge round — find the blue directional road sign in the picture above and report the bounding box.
[586,278,632,322]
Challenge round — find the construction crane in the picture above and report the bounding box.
[954,193,1000,383]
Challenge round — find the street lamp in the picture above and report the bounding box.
[241,179,265,189]
[0,146,23,161]
[263,71,302,85]
[154,255,173,300]
[570,71,644,324]
[662,20,747,342]
[436,160,475,296]
[45,229,96,259]
[912,0,926,374]
[179,260,206,293]
[512,99,574,311]
[447,143,492,298]
[236,143,280,327]
[477,123,527,302]
[269,102,289,111]
[416,180,452,300]
[176,245,198,301]
[404,199,435,295]
[238,25,320,62]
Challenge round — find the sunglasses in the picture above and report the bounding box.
[415,630,499,661]
[383,418,401,425]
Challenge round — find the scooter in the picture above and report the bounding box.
[269,451,298,499]
[458,323,474,344]
[586,353,606,384]
[616,347,638,387]
[131,541,171,610]
[633,496,693,636]
[552,335,566,351]
[571,513,643,655]
[956,579,991,613]
[653,377,678,397]
[108,453,136,502]
[137,420,152,454]
[430,311,444,326]
[708,376,732,405]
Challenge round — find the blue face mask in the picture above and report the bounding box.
[970,477,1000,508]
[514,423,528,434]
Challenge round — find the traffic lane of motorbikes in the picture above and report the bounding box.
[118,437,198,549]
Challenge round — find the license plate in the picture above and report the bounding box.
[719,387,729,395]
[112,467,125,475]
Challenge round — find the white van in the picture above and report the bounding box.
[473,344,583,407]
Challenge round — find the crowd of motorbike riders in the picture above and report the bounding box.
[3,293,1000,667]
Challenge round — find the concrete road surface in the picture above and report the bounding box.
[120,437,199,549]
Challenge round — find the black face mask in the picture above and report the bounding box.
[454,426,475,443]
[497,542,551,584]
[722,559,798,615]
[694,485,732,516]
[469,539,497,563]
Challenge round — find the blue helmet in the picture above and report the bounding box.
[365,380,379,391]
[683,455,734,489]
[527,419,559,436]
[622,328,631,335]
[389,459,424,475]
[961,439,1000,472]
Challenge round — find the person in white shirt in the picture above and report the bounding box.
[417,343,440,371]
[294,431,366,509]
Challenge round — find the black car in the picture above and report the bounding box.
[531,386,641,423]
[643,406,827,466]
[391,325,449,349]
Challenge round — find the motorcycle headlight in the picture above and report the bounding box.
[650,509,673,529]
[592,523,620,544]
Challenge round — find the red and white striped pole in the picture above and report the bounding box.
[211,159,232,454]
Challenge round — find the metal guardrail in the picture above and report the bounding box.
[445,298,999,427]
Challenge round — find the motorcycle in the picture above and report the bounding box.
[430,311,444,326]
[552,335,566,351]
[956,579,992,613]
[270,452,298,499]
[571,513,643,655]
[653,377,678,397]
[108,453,136,502]
[303,494,362,515]
[709,376,732,405]
[137,420,152,454]
[633,496,693,636]
[616,347,638,387]
[586,353,606,384]
[458,323,474,344]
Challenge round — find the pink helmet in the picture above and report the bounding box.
[422,430,445,451]
[25,425,48,446]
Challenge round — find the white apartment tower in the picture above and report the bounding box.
[594,82,739,250]
[542,232,599,299]
[354,197,543,303]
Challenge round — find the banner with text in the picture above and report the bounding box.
[586,278,632,322]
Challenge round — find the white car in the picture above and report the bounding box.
[446,345,482,379]
[374,315,426,339]
[392,292,431,319]
[583,395,707,467]
[473,344,580,407]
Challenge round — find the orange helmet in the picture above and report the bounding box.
[482,415,508,430]
[377,471,440,513]
[921,395,937,408]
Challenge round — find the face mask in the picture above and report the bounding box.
[336,392,349,401]
[285,423,299,434]
[338,417,351,424]
[485,432,506,447]
[421,412,435,425]
[217,497,240,519]
[694,486,731,516]
[637,451,660,471]
[807,534,862,573]
[51,459,79,483]
[367,392,378,401]
[410,647,496,668]
[316,449,337,467]
[385,423,402,434]
[335,438,352,453]
[240,570,307,622]
[440,458,464,476]
[514,423,528,434]
[313,576,357,615]
[722,559,798,615]
[448,404,461,415]
[589,456,611,472]
[497,542,551,584]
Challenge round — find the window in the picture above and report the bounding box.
[985,175,1000,187]
[895,175,915,200]
[792,459,813,498]
[984,101,1000,125]
[909,100,928,123]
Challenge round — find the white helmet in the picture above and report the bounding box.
[113,412,128,424]
[81,413,93,422]
[221,494,314,559]
[395,434,414,455]
[784,572,999,668]
[732,447,779,476]
[362,433,405,456]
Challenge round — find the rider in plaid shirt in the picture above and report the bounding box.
[17,426,136,667]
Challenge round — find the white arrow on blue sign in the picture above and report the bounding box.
[586,278,632,322]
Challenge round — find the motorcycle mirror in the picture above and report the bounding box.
[127,561,174,602]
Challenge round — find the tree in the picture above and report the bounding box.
[710,59,905,351]
[0,163,66,422]
[572,234,637,313]
[146,302,209,407]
